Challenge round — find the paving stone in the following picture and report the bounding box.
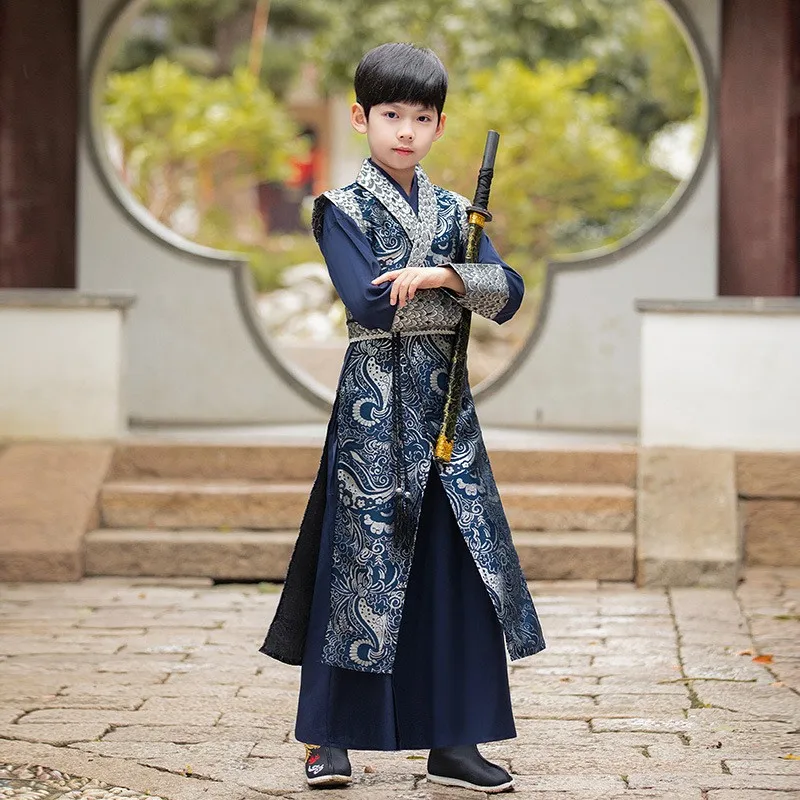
[626,774,800,791]
[595,678,689,694]
[1,571,799,800]
[232,760,310,793]
[707,792,800,799]
[685,708,799,734]
[71,740,257,782]
[0,635,124,656]
[501,775,627,792]
[0,721,110,745]
[591,717,697,734]
[161,665,259,685]
[217,711,295,728]
[685,732,800,755]
[101,725,288,743]
[509,745,651,774]
[0,739,247,800]
[16,694,144,711]
[690,682,800,722]
[512,719,590,743]
[0,708,23,724]
[591,695,691,716]
[18,707,221,726]
[61,682,239,699]
[724,758,800,775]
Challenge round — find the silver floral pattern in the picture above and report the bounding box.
[447,262,510,319]
[311,160,545,674]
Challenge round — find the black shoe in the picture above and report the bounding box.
[427,744,514,793]
[304,743,353,787]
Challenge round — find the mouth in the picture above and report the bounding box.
[393,148,414,156]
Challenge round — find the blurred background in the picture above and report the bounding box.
[100,0,705,391]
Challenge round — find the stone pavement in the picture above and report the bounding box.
[0,569,799,800]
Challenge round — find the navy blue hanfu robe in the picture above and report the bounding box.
[261,159,546,750]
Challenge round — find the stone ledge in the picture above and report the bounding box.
[637,297,800,315]
[0,289,136,310]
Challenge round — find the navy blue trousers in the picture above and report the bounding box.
[294,430,516,751]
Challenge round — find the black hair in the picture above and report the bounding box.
[354,43,448,120]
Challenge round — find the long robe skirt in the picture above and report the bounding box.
[294,425,517,751]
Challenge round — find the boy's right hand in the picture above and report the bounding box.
[371,266,465,308]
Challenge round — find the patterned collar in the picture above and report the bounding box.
[356,158,439,268]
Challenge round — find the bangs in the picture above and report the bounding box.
[355,43,448,118]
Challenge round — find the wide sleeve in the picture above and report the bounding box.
[445,233,525,324]
[317,199,397,331]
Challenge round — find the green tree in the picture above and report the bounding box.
[104,58,302,237]
[425,59,674,271]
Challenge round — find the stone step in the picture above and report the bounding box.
[741,499,800,567]
[84,529,297,581]
[84,529,635,581]
[100,480,635,532]
[110,442,637,486]
[514,531,635,581]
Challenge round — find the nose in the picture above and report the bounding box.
[397,120,414,141]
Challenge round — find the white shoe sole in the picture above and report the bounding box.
[426,772,515,793]
[307,773,352,787]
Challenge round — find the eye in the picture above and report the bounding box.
[384,111,398,119]
[418,115,432,123]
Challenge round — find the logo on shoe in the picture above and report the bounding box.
[308,755,320,765]
[308,763,325,775]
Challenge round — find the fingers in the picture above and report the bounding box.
[393,272,424,308]
[371,269,437,307]
[371,271,399,286]
[406,274,425,302]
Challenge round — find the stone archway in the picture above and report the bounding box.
[79,0,717,429]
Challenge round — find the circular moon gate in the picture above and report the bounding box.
[85,0,714,410]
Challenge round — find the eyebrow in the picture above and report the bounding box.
[384,102,435,112]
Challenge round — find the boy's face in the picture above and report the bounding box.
[351,101,446,185]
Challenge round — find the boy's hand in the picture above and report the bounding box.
[371,266,466,308]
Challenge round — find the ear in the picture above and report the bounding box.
[351,103,368,134]
[433,112,446,141]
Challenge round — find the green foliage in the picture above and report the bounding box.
[104,0,705,283]
[425,59,676,267]
[104,58,302,229]
[306,0,701,147]
[111,0,329,97]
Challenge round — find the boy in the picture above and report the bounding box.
[261,42,546,793]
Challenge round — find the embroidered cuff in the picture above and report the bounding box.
[446,263,509,320]
[388,290,463,335]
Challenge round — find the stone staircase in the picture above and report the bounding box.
[85,442,637,582]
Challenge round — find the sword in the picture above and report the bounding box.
[434,130,500,463]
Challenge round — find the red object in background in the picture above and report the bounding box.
[287,143,320,195]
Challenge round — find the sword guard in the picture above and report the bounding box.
[467,205,493,224]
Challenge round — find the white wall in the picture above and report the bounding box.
[0,305,127,439]
[640,305,800,450]
[79,0,720,429]
[79,0,327,425]
[478,0,721,431]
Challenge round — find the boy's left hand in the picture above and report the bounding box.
[371,266,465,308]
